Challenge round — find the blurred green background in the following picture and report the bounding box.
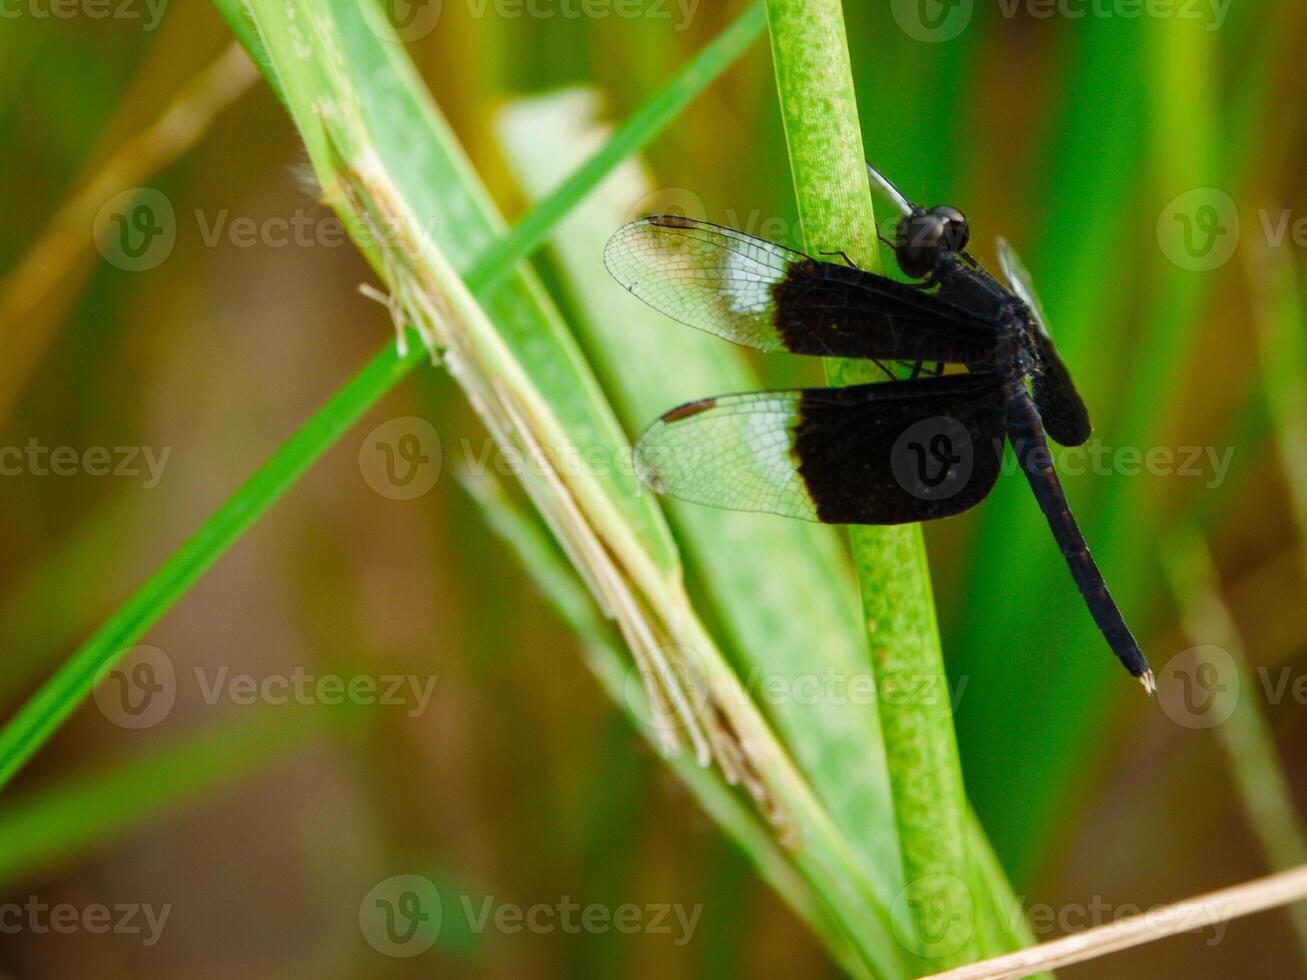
[2,0,1306,976]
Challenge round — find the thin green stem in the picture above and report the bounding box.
[763,0,979,970]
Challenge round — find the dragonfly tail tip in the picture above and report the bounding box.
[1138,669,1157,696]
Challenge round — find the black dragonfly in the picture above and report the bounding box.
[603,164,1154,692]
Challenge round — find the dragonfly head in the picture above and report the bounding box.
[894,205,970,279]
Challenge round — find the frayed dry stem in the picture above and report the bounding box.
[0,42,257,326]
[337,145,731,769]
[495,381,713,762]
[0,42,258,421]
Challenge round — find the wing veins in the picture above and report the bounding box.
[636,373,1008,524]
[606,216,999,364]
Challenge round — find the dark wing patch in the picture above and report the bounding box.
[1032,333,1091,447]
[996,236,1092,446]
[635,372,1009,525]
[605,216,999,363]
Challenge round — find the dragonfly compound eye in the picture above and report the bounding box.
[929,204,970,254]
[895,212,946,279]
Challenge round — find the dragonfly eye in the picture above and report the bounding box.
[930,205,970,254]
[894,213,947,279]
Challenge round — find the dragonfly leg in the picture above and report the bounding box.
[870,358,897,380]
[819,249,858,269]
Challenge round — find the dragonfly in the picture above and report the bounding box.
[603,164,1154,692]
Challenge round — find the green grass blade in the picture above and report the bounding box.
[0,705,363,888]
[1250,244,1307,567]
[763,0,979,969]
[0,346,415,790]
[0,2,764,791]
[1160,527,1307,962]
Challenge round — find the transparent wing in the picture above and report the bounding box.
[996,237,1092,445]
[635,372,1008,525]
[604,216,998,364]
[866,162,917,217]
[996,236,1053,339]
